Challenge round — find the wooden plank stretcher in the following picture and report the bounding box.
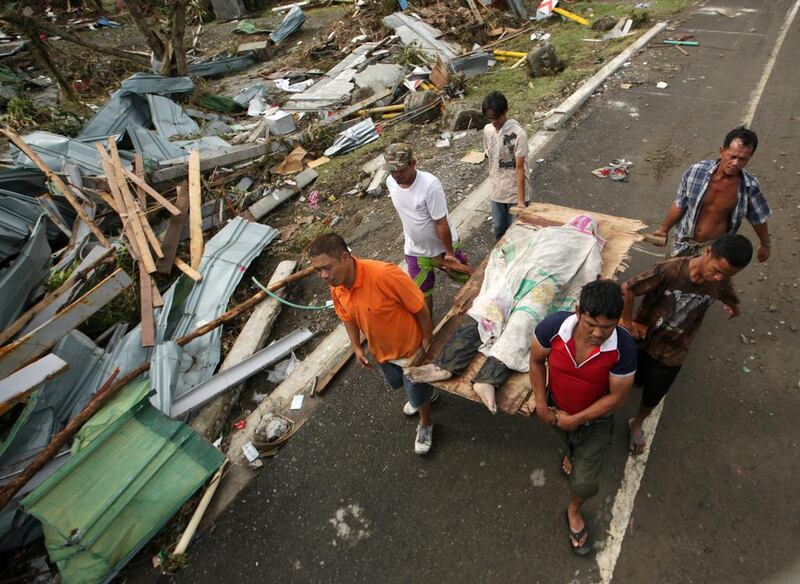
[418,203,652,417]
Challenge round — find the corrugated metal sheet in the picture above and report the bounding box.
[11,131,124,176]
[0,215,50,330]
[126,126,186,164]
[147,217,278,412]
[324,117,379,157]
[118,72,194,96]
[382,12,462,63]
[147,94,200,140]
[187,54,256,78]
[22,388,223,584]
[77,93,150,145]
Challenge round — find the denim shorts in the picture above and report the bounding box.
[377,361,434,408]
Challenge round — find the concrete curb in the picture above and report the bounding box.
[544,21,668,130]
[203,22,669,524]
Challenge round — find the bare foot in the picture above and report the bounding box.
[472,383,497,414]
[628,418,646,455]
[561,455,573,477]
[404,364,453,383]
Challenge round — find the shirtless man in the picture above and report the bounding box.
[653,127,772,262]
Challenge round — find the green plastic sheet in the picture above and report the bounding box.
[22,387,224,584]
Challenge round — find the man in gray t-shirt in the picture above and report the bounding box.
[482,91,533,240]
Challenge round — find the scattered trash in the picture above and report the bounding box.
[272,145,308,175]
[656,81,669,89]
[324,117,379,157]
[462,150,486,164]
[592,159,633,181]
[307,156,330,168]
[267,351,301,382]
[435,138,451,148]
[242,441,260,462]
[233,419,248,430]
[235,20,271,35]
[307,190,321,209]
[290,394,304,410]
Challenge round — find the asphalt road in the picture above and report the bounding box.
[131,1,800,582]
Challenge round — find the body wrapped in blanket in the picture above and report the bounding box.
[405,215,605,412]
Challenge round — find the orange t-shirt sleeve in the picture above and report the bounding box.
[380,264,425,315]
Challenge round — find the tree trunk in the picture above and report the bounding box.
[0,13,150,66]
[124,0,166,62]
[26,31,80,102]
[171,1,188,76]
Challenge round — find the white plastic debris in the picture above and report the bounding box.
[267,351,301,382]
[656,81,669,89]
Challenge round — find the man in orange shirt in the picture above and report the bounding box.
[309,233,437,454]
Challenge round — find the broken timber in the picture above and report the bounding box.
[188,150,204,270]
[0,269,133,378]
[0,354,69,415]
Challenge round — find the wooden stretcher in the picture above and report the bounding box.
[419,202,653,416]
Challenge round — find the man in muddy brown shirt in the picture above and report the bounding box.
[653,127,772,262]
[620,233,753,454]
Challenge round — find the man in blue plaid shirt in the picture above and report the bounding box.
[653,127,772,262]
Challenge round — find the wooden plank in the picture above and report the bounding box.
[188,150,204,270]
[2,128,110,247]
[155,184,190,274]
[0,269,133,378]
[0,354,69,415]
[133,154,147,209]
[106,140,158,272]
[175,257,203,282]
[138,263,155,347]
[152,281,164,308]
[35,194,72,236]
[0,247,114,346]
[122,166,181,215]
[149,143,269,184]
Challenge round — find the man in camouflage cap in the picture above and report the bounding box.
[385,143,469,321]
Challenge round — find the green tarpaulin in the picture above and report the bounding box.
[22,385,224,584]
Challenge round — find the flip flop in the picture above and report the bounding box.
[628,418,646,455]
[564,510,592,557]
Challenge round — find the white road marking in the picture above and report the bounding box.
[635,91,739,105]
[683,27,765,36]
[742,0,800,126]
[595,402,664,583]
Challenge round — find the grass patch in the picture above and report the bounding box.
[461,0,690,127]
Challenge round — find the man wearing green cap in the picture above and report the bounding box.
[385,143,469,318]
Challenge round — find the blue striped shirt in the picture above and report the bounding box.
[672,159,771,255]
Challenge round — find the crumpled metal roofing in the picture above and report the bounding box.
[173,135,232,154]
[126,126,185,165]
[324,117,379,157]
[11,131,116,176]
[0,330,120,550]
[382,12,462,62]
[0,214,50,330]
[187,53,256,78]
[232,83,269,106]
[270,6,305,44]
[118,72,194,96]
[147,94,200,140]
[147,217,278,413]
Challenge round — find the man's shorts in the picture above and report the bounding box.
[377,361,434,408]
[406,247,470,297]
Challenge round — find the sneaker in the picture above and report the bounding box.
[414,424,433,455]
[402,390,440,416]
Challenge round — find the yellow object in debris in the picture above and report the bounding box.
[553,7,590,26]
[382,113,403,120]
[493,49,527,58]
[357,104,405,116]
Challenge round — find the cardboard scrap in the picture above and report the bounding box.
[461,150,486,164]
[430,55,449,90]
[271,145,307,175]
